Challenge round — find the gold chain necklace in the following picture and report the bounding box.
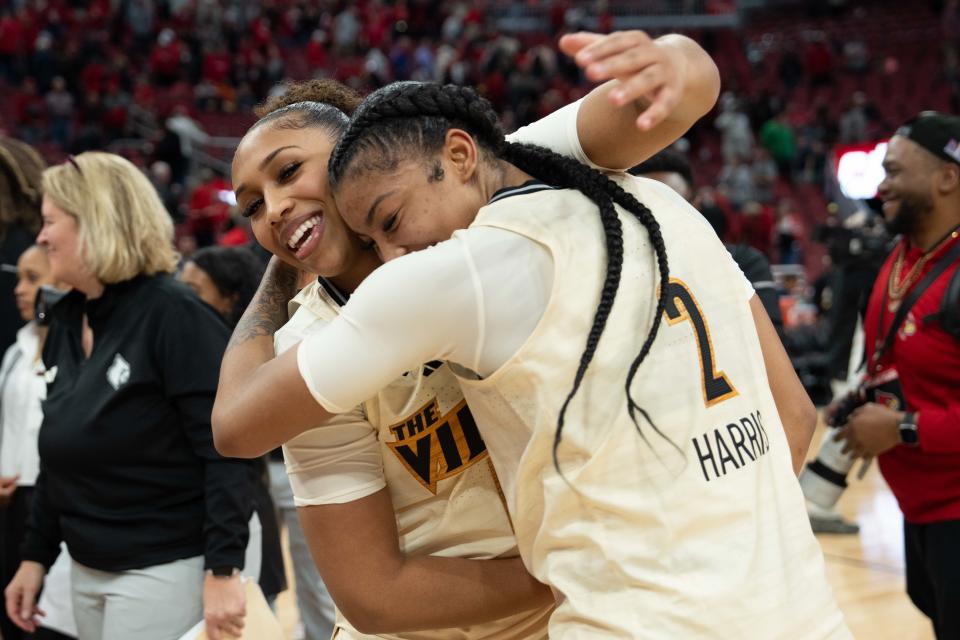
[887,230,960,311]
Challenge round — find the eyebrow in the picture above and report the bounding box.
[365,190,398,228]
[234,145,302,198]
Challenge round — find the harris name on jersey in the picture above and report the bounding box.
[692,410,770,482]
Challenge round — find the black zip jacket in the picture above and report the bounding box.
[22,274,254,572]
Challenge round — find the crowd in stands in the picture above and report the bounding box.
[0,0,954,281]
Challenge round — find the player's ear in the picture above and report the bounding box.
[443,129,479,184]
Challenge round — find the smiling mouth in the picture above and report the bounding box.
[287,215,322,252]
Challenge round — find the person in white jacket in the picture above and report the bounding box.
[0,245,75,640]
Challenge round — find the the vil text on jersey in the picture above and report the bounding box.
[386,398,488,493]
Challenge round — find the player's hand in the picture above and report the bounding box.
[833,402,903,458]
[0,475,19,507]
[203,573,246,639]
[559,30,686,131]
[4,561,46,633]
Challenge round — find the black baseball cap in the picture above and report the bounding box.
[895,111,960,165]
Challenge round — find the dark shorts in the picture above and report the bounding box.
[904,518,960,639]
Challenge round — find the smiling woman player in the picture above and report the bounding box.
[221,31,725,638]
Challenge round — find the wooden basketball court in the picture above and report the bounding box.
[273,421,934,639]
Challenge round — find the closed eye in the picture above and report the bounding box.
[382,212,398,233]
[241,197,263,219]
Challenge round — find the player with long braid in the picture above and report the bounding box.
[216,80,850,638]
[226,32,731,638]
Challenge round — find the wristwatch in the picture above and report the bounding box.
[898,412,919,447]
[206,566,240,578]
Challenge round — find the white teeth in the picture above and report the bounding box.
[287,216,322,250]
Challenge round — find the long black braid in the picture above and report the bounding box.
[328,82,674,468]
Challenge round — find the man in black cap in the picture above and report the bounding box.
[831,112,960,639]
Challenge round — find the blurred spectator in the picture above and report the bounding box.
[306,29,328,70]
[166,105,210,159]
[126,0,156,51]
[816,207,888,383]
[0,137,44,363]
[0,10,24,82]
[150,161,184,224]
[13,77,44,144]
[715,92,754,162]
[741,200,776,258]
[101,82,130,136]
[218,215,253,248]
[149,28,183,87]
[839,92,871,143]
[805,32,833,87]
[29,31,55,92]
[0,245,76,640]
[719,155,756,210]
[188,168,232,247]
[843,38,870,75]
[752,147,778,204]
[761,111,797,178]
[202,43,231,85]
[944,0,960,84]
[775,199,804,264]
[797,104,833,184]
[71,91,105,153]
[777,46,804,95]
[44,77,73,149]
[333,6,361,56]
[177,247,288,610]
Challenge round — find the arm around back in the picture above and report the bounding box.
[298,488,553,634]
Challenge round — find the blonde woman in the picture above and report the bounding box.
[3,153,256,640]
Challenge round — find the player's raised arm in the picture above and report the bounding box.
[212,258,333,457]
[563,31,721,169]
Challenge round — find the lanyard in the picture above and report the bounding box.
[873,233,960,371]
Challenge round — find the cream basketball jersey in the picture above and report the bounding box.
[453,177,850,639]
[275,281,552,640]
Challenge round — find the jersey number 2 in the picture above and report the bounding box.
[662,278,738,407]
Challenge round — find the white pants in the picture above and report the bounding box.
[71,556,204,640]
[38,544,77,637]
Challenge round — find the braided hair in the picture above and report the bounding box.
[328,82,674,467]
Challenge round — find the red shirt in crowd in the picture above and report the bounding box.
[0,15,24,56]
[188,177,231,236]
[150,40,182,78]
[864,231,960,523]
[202,51,231,84]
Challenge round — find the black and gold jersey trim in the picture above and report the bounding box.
[488,180,555,205]
[318,277,349,306]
